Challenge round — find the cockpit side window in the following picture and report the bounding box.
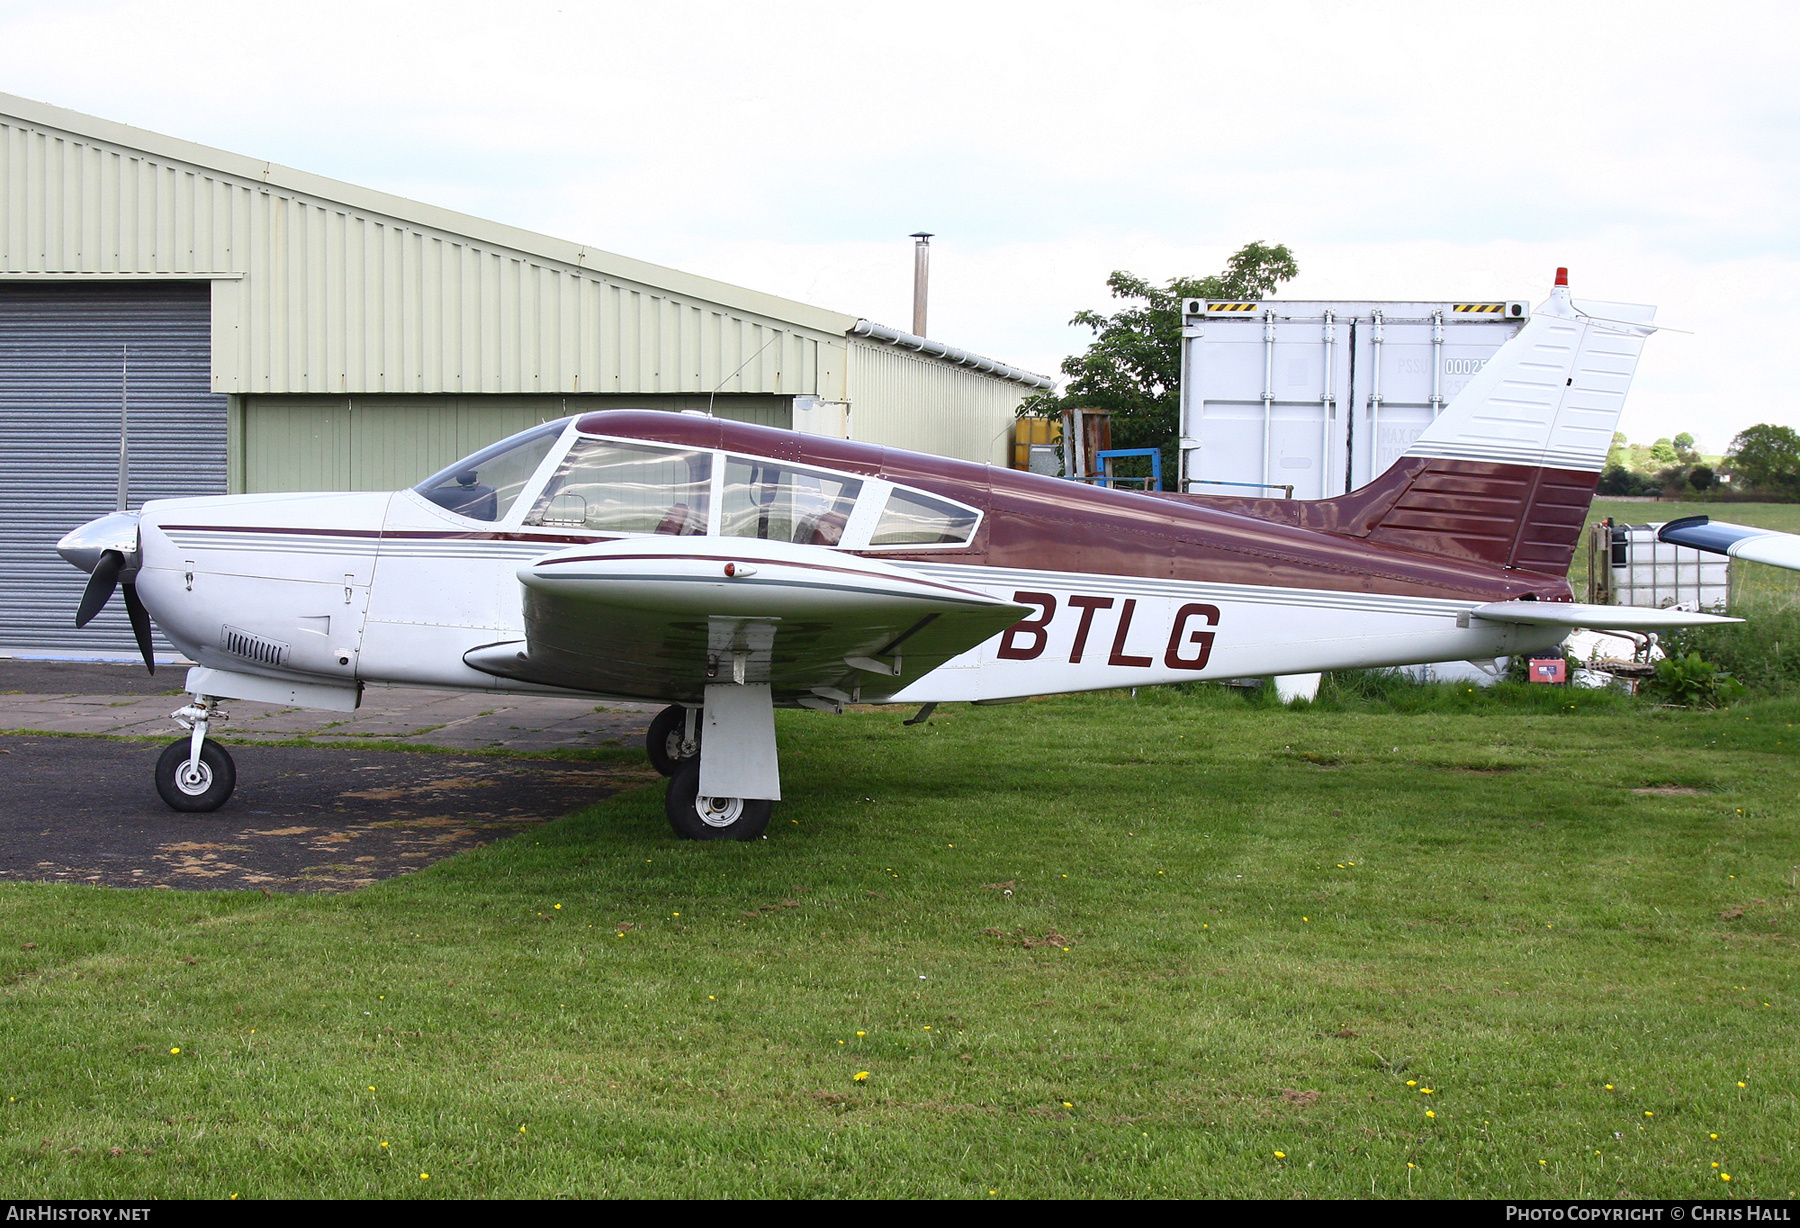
[720,458,862,546]
[523,440,713,536]
[869,488,979,547]
[414,418,570,523]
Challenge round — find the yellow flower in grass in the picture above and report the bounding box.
[853,1071,869,1082]
[1426,1110,1436,1119]
[1273,1151,1286,1159]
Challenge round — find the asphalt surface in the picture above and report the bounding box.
[0,734,657,893]
[0,661,661,893]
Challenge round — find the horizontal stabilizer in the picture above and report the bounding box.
[1469,600,1740,631]
[1658,516,1800,571]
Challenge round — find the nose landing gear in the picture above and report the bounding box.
[156,695,236,812]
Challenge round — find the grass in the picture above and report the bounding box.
[2,688,1796,1199]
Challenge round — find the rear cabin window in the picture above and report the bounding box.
[720,458,861,546]
[523,440,712,535]
[414,419,569,522]
[869,489,979,547]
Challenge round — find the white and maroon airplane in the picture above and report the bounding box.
[56,273,1762,839]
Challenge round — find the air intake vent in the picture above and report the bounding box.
[221,625,287,667]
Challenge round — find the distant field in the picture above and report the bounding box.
[1,687,1795,1199]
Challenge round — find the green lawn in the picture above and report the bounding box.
[2,687,1796,1198]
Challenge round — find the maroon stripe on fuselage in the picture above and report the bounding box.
[569,411,1582,604]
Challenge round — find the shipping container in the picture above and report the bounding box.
[1178,298,1531,497]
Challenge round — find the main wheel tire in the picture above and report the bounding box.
[646,704,700,778]
[155,738,237,813]
[664,758,771,841]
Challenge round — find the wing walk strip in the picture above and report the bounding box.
[900,562,1487,621]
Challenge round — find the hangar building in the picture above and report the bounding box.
[0,92,1050,657]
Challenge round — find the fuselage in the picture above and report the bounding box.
[126,410,1571,705]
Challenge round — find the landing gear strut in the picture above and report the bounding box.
[645,704,700,777]
[156,695,236,812]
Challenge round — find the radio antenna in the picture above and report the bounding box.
[707,332,781,417]
[116,345,130,512]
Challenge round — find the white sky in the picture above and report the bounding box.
[4,0,1795,452]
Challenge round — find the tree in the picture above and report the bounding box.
[1689,464,1715,493]
[1673,432,1695,450]
[1651,437,1678,464]
[1019,241,1299,486]
[1726,424,1800,492]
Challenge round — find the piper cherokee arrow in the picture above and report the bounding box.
[58,273,1772,839]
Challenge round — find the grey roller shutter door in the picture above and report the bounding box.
[0,281,225,657]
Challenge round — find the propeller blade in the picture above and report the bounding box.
[74,550,123,628]
[121,580,156,676]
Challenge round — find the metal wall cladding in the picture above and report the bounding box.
[847,341,1030,467]
[0,103,850,398]
[242,395,794,493]
[0,281,223,654]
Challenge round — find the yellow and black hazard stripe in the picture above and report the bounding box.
[1452,303,1506,313]
[1207,302,1259,312]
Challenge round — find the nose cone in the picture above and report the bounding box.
[57,510,142,574]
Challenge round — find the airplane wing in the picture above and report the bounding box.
[1657,516,1800,571]
[1468,600,1741,630]
[464,537,1029,706]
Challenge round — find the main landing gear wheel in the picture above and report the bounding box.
[664,758,771,841]
[646,704,700,777]
[154,738,237,813]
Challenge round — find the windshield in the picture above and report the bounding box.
[414,418,571,522]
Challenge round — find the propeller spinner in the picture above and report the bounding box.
[57,511,155,675]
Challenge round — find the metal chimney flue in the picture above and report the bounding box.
[910,232,932,338]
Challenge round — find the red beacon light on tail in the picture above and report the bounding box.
[1555,267,1569,287]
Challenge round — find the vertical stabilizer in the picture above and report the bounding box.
[1403,273,1656,473]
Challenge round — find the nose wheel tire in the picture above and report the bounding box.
[664,759,771,841]
[155,738,237,813]
[646,704,700,777]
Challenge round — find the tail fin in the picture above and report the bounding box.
[1361,276,1655,575]
[1189,274,1657,578]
